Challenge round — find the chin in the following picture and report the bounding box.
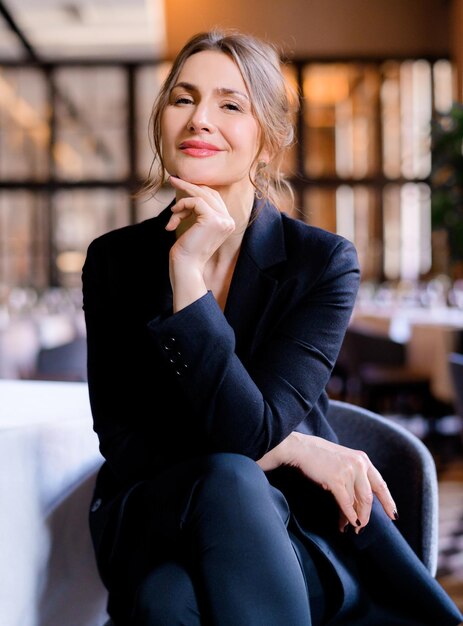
[191,177,222,187]
[173,170,225,187]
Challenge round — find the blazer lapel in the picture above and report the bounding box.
[142,200,288,360]
[225,201,287,360]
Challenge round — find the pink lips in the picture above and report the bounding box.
[179,140,222,157]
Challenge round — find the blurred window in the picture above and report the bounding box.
[299,59,454,281]
[53,189,130,288]
[383,183,432,281]
[0,68,49,181]
[54,67,128,180]
[303,63,381,179]
[304,185,382,281]
[0,56,455,290]
[0,191,49,287]
[136,63,172,182]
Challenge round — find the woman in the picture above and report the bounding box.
[82,29,462,625]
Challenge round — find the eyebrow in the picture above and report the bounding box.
[171,82,249,101]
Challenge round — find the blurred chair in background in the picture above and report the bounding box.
[457,329,463,354]
[448,352,463,420]
[332,326,433,419]
[32,336,88,382]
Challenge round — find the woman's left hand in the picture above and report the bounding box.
[257,432,398,533]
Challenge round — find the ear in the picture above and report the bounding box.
[257,147,271,165]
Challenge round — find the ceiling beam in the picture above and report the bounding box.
[0,2,119,169]
[0,1,40,61]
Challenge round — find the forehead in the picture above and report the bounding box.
[176,50,249,94]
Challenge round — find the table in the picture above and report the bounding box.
[351,305,463,405]
[0,380,109,626]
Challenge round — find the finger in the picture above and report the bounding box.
[168,176,220,203]
[168,176,226,212]
[329,482,360,530]
[165,213,183,231]
[338,511,350,534]
[368,464,399,522]
[352,468,374,530]
[168,175,199,191]
[172,196,219,218]
[165,207,194,231]
[329,455,372,532]
[173,197,235,238]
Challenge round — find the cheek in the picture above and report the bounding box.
[160,116,171,149]
[159,119,179,170]
[160,109,181,145]
[232,120,260,158]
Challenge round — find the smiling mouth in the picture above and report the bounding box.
[179,141,222,158]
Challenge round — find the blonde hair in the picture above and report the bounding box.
[140,29,298,208]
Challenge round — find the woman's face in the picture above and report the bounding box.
[161,50,263,195]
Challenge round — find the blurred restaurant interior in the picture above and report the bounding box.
[2,0,463,619]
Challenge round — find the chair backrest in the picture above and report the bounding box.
[448,352,463,418]
[326,399,438,576]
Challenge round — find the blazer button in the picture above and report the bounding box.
[162,337,176,351]
[175,363,189,376]
[169,350,182,364]
[91,498,102,512]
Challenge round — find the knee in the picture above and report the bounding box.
[180,454,290,548]
[191,453,271,514]
[132,563,199,625]
[203,452,266,491]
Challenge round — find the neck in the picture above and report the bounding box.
[217,184,256,232]
[173,184,256,311]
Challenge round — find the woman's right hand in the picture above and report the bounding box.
[165,176,236,312]
[258,432,398,533]
[166,176,236,271]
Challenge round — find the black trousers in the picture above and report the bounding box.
[101,453,441,626]
[104,453,335,626]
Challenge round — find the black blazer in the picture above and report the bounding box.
[82,201,462,625]
[83,200,358,481]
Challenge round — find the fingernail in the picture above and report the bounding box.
[393,510,399,521]
[342,524,349,533]
[357,527,365,535]
[355,518,361,527]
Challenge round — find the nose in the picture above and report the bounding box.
[187,102,214,133]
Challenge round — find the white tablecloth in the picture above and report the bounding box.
[0,380,109,626]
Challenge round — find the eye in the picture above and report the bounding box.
[174,96,194,105]
[222,102,243,112]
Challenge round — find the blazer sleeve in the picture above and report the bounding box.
[146,236,360,460]
[82,236,184,484]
